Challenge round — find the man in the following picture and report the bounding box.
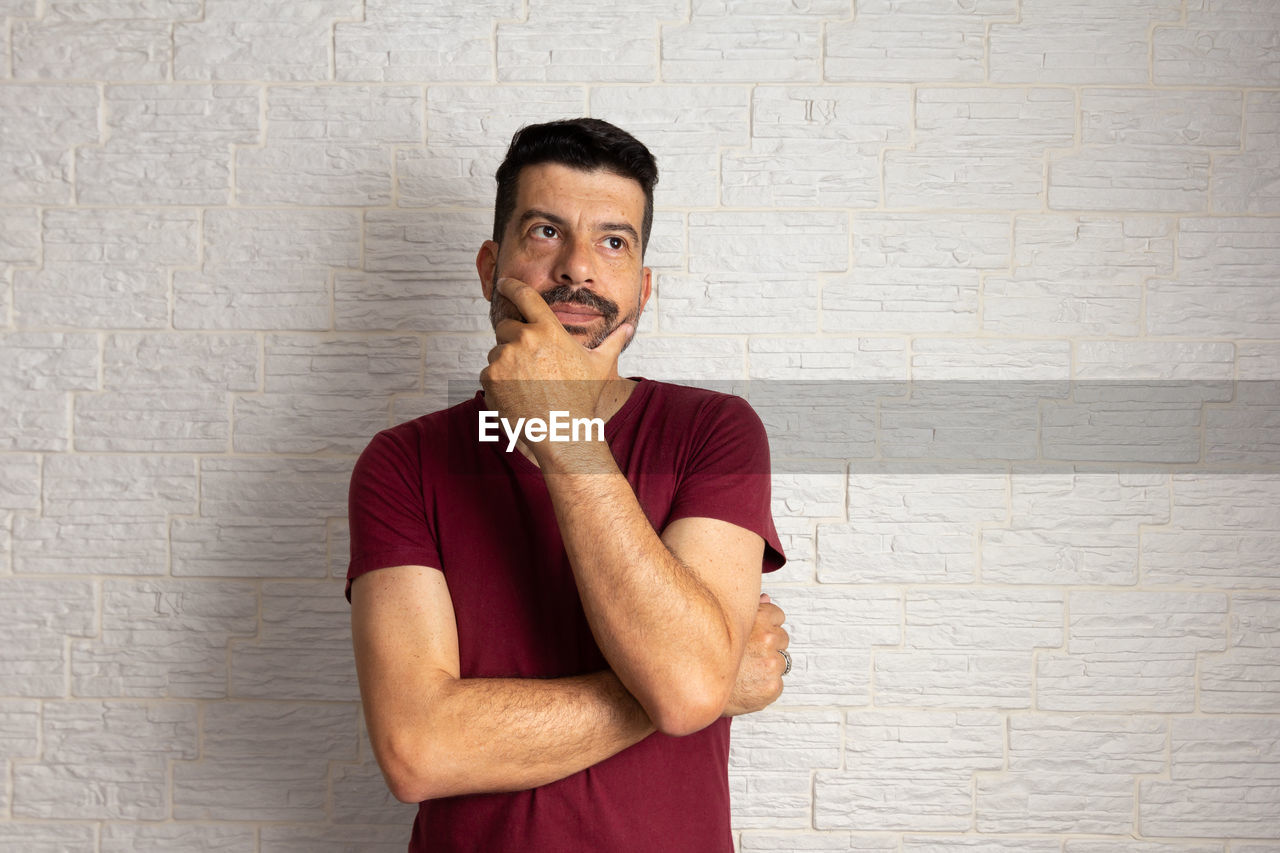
[347,118,790,852]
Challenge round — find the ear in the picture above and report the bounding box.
[639,266,653,312]
[476,240,499,301]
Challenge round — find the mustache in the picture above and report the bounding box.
[540,285,618,319]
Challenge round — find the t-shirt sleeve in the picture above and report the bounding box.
[665,394,786,573]
[346,425,441,601]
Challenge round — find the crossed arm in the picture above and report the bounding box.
[351,511,786,803]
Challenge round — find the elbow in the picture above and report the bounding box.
[376,731,449,804]
[647,683,729,738]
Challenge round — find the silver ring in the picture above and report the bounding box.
[778,648,792,676]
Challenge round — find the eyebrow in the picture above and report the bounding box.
[518,208,641,246]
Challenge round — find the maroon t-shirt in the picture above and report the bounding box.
[347,378,785,852]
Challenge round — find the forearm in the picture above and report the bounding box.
[373,668,654,802]
[536,443,745,735]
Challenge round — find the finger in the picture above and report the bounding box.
[485,345,502,365]
[589,321,634,360]
[759,593,771,604]
[493,317,527,344]
[762,602,785,626]
[497,277,555,324]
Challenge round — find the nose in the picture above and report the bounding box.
[553,235,594,286]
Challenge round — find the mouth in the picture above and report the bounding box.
[550,305,605,327]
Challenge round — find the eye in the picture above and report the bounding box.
[534,224,558,239]
[603,236,626,251]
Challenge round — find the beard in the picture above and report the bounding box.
[489,278,641,351]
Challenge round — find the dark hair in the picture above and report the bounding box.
[492,118,659,256]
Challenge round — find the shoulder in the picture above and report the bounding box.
[353,393,484,480]
[639,379,764,436]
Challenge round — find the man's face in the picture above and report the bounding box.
[477,162,652,350]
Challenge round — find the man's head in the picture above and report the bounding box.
[492,118,658,258]
[477,119,659,351]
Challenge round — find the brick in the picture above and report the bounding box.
[1143,473,1280,587]
[262,334,419,396]
[0,331,98,393]
[77,84,260,205]
[500,1,682,83]
[0,824,97,853]
[688,211,847,275]
[887,87,1074,210]
[1065,844,1223,853]
[104,333,260,392]
[400,87,587,207]
[827,0,1014,83]
[746,380,878,463]
[985,215,1174,336]
[1139,716,1280,837]
[730,770,811,829]
[983,471,1167,586]
[232,392,393,454]
[335,0,519,82]
[174,0,361,81]
[1075,341,1234,380]
[825,212,1008,334]
[1154,0,1280,86]
[1083,89,1242,148]
[335,272,490,332]
[42,454,196,519]
[71,579,258,699]
[815,771,973,831]
[0,84,99,203]
[1205,379,1280,467]
[0,699,41,758]
[175,209,361,330]
[910,338,1071,379]
[1149,217,1280,337]
[875,650,1036,708]
[748,338,908,380]
[12,19,170,80]
[1050,148,1210,212]
[0,455,39,512]
[662,1,834,82]
[171,517,329,579]
[74,391,230,452]
[820,465,1006,584]
[656,273,818,334]
[1213,92,1280,213]
[230,580,358,701]
[16,208,198,328]
[722,86,911,208]
[762,464,846,582]
[1069,590,1226,655]
[976,771,1134,833]
[742,834,898,853]
[0,578,96,696]
[171,457,347,577]
[617,336,745,381]
[328,518,351,579]
[1008,714,1167,774]
[845,710,1004,775]
[906,841,1061,853]
[364,209,489,274]
[172,701,358,820]
[730,708,841,772]
[589,86,750,208]
[260,824,417,853]
[905,589,1063,651]
[0,208,41,271]
[991,0,1183,83]
[14,517,172,575]
[1037,651,1197,712]
[101,823,257,853]
[13,700,197,819]
[1239,344,1280,379]
[1200,593,1280,712]
[237,85,421,206]
[776,585,900,705]
[879,384,1042,460]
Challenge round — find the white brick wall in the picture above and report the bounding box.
[1,2,1277,851]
